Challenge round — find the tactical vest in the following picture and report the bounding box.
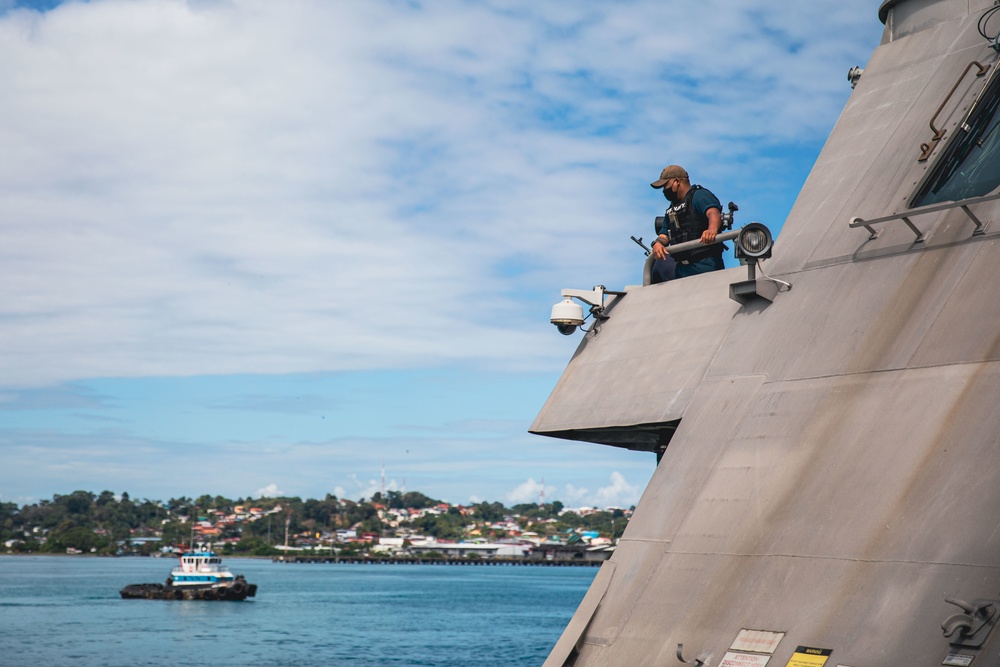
[665,184,705,245]
[664,185,723,260]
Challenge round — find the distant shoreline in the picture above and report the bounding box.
[0,553,274,559]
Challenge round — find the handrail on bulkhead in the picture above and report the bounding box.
[642,229,741,286]
[848,191,1000,242]
[918,61,990,162]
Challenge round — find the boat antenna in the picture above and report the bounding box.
[189,504,196,552]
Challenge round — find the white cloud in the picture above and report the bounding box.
[0,412,656,505]
[562,484,590,506]
[0,0,883,388]
[348,475,379,501]
[561,471,641,508]
[592,471,641,508]
[347,473,400,501]
[0,0,884,505]
[505,477,558,506]
[255,482,283,498]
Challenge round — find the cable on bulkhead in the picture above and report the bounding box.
[977,4,1000,51]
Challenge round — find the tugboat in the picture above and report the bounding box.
[119,551,257,601]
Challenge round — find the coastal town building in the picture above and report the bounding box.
[0,491,632,558]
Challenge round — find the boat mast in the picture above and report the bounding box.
[188,503,196,552]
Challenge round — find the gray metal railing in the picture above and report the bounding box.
[848,191,1000,242]
[642,230,741,286]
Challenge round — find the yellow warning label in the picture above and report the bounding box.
[785,647,832,667]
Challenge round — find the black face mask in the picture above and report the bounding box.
[663,186,680,205]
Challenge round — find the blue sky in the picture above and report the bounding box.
[0,0,885,508]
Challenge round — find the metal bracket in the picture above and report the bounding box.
[942,598,1000,649]
[677,643,710,667]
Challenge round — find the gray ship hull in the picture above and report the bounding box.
[533,1,1000,665]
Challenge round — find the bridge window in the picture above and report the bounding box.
[914,70,1000,206]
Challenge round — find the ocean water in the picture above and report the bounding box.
[0,556,595,667]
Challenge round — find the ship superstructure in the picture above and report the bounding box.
[533,1,1000,665]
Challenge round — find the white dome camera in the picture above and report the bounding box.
[549,286,623,335]
[550,298,585,335]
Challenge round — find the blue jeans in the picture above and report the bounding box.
[675,254,725,279]
[650,257,676,284]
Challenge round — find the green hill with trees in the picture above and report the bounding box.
[0,490,631,557]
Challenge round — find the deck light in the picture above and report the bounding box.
[735,222,773,261]
[730,222,788,305]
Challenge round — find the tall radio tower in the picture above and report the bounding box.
[380,460,386,498]
[539,477,545,508]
